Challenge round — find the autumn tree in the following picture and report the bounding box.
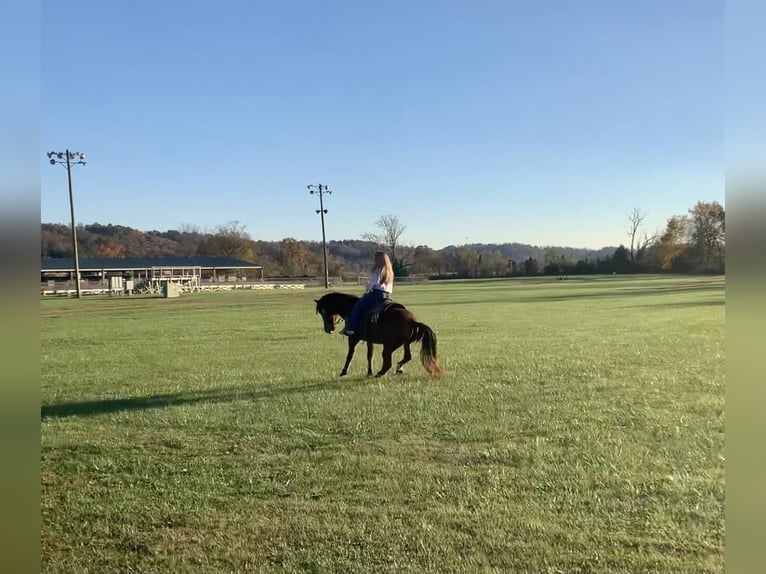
[196,221,255,261]
[654,216,690,271]
[97,240,126,258]
[279,237,310,276]
[688,201,725,272]
[41,224,73,257]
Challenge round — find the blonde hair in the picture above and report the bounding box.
[374,250,394,283]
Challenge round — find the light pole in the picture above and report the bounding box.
[48,150,86,298]
[307,183,331,288]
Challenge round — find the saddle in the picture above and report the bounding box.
[359,299,405,340]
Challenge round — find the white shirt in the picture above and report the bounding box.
[367,268,393,293]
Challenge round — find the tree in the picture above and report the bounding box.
[196,221,254,261]
[574,258,596,274]
[688,201,725,272]
[175,224,206,256]
[523,257,539,275]
[654,216,689,271]
[362,214,409,275]
[611,245,631,273]
[543,246,564,276]
[279,237,310,276]
[634,230,658,266]
[97,240,126,258]
[41,224,72,257]
[454,247,480,277]
[627,207,647,261]
[477,250,508,277]
[543,246,577,277]
[410,245,441,275]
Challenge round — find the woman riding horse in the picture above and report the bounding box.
[315,288,443,378]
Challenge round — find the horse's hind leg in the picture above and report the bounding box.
[340,338,359,377]
[396,343,412,374]
[366,341,374,376]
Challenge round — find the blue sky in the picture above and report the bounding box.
[40,0,724,249]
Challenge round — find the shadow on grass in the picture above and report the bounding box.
[625,298,725,310]
[518,282,724,303]
[412,281,724,307]
[41,377,378,420]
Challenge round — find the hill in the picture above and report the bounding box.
[41,222,617,277]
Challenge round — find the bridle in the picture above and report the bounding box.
[317,308,342,332]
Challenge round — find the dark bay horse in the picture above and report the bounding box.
[314,292,443,378]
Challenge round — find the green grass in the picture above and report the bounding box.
[41,275,725,573]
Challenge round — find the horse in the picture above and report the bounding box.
[314,292,443,378]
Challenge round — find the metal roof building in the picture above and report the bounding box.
[41,256,266,295]
[41,256,262,275]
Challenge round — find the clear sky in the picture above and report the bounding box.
[40,0,724,250]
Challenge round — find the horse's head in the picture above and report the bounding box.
[315,297,339,334]
[314,292,358,334]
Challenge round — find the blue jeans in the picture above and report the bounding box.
[346,289,389,331]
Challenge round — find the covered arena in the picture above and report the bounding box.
[39,256,288,296]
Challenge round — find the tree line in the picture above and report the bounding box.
[510,201,724,277]
[40,200,723,279]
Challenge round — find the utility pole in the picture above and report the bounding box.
[307,184,331,288]
[48,150,86,298]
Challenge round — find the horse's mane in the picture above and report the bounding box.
[315,292,360,314]
[317,292,359,305]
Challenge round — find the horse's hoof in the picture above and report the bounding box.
[339,372,347,377]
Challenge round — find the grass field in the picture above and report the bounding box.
[41,275,725,574]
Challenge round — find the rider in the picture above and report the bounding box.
[340,250,394,336]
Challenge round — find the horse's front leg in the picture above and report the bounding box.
[340,337,359,377]
[366,341,374,376]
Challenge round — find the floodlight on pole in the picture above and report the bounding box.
[307,183,331,288]
[47,150,86,298]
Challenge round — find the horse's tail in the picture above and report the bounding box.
[412,322,444,377]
